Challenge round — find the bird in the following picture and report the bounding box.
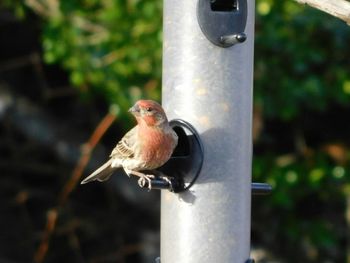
[81,100,178,189]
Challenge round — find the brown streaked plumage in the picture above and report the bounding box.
[81,100,178,189]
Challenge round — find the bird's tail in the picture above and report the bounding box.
[81,159,115,184]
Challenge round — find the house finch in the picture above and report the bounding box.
[81,100,178,189]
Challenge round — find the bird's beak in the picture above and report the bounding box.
[128,104,140,115]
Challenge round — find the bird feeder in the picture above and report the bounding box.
[140,0,271,262]
[160,0,256,262]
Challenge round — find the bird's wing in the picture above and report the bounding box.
[110,126,137,159]
[81,127,138,184]
[81,159,114,184]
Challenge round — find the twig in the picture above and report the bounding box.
[58,111,117,206]
[0,53,39,72]
[25,0,60,18]
[295,0,350,25]
[33,209,58,263]
[33,111,117,263]
[25,0,49,17]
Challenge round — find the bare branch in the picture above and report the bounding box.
[295,0,350,25]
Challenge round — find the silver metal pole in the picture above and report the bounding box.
[161,0,255,262]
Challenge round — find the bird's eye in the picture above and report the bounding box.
[145,107,152,112]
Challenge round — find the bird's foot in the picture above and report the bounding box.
[137,174,155,190]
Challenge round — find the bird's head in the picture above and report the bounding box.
[129,100,168,127]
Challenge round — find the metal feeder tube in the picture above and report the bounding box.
[161,0,255,262]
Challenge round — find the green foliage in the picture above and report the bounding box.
[255,1,350,121]
[4,0,350,261]
[3,0,163,116]
[253,1,350,261]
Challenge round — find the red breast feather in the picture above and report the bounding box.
[138,126,177,170]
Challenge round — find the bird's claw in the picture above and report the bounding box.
[137,174,155,190]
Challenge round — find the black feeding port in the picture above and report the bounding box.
[171,125,191,157]
[210,0,238,12]
[143,119,204,193]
